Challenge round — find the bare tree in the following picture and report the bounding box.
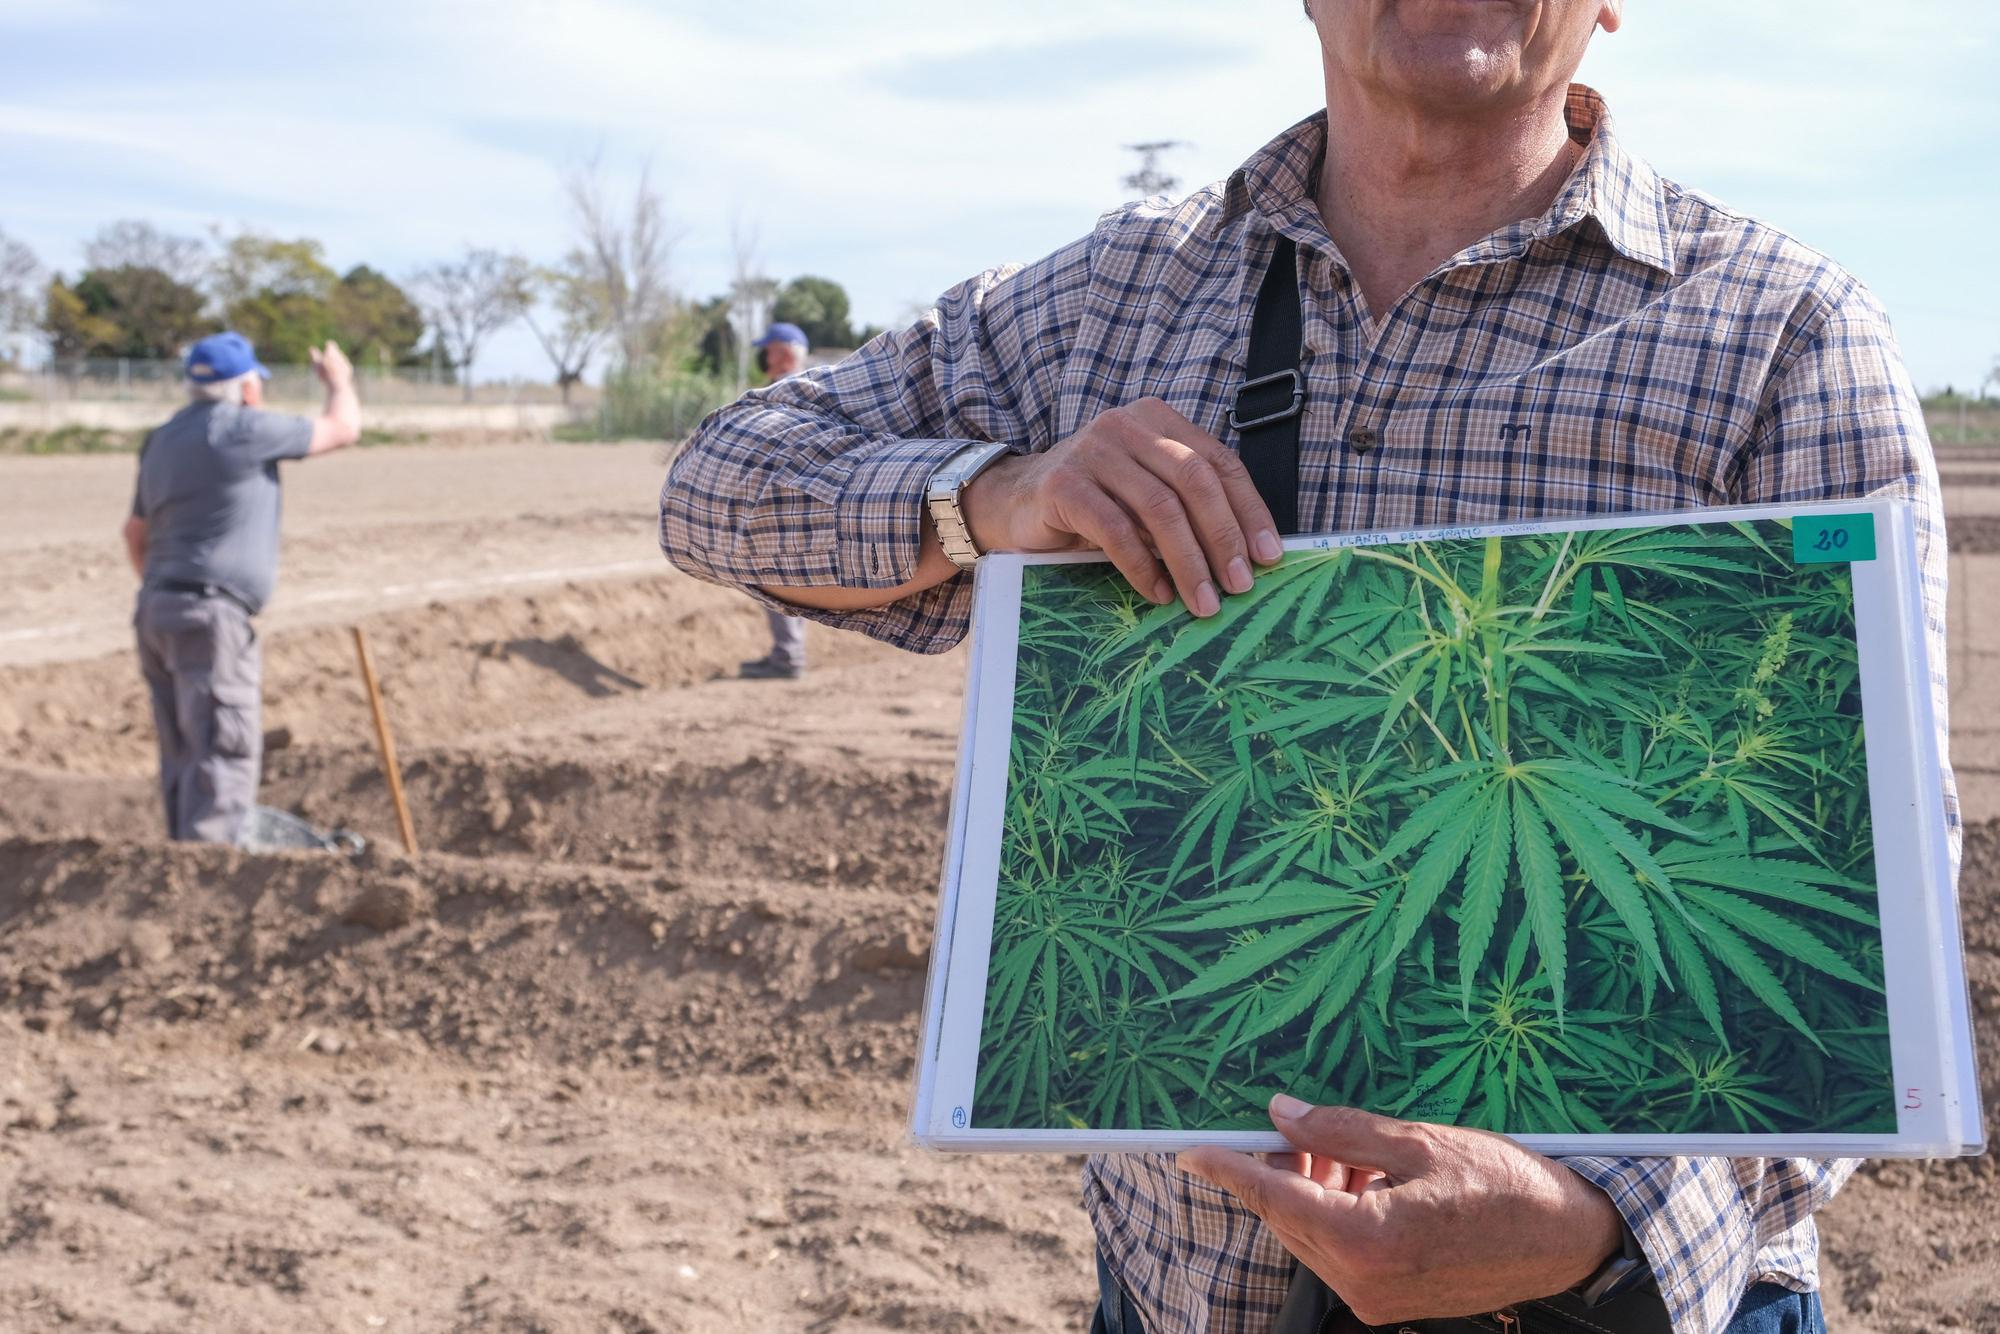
[565,155,677,371]
[0,226,41,341]
[524,254,611,404]
[85,220,209,289]
[407,249,532,402]
[726,220,779,394]
[1122,140,1189,200]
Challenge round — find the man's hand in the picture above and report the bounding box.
[963,397,1283,615]
[307,341,362,455]
[309,340,353,390]
[1179,1095,1626,1326]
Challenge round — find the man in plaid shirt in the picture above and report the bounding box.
[661,2,1954,1331]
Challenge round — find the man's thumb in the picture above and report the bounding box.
[1269,1094,1428,1177]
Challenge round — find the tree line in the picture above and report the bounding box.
[0,161,879,405]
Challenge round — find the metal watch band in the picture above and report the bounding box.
[1574,1218,1651,1307]
[926,441,1014,570]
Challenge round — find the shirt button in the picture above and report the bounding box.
[1347,425,1379,452]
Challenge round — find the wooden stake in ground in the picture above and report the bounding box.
[351,626,419,855]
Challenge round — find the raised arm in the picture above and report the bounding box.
[306,341,361,456]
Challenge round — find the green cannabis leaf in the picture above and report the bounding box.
[971,521,1893,1137]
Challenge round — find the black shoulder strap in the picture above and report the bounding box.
[1230,235,1305,535]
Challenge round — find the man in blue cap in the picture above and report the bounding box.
[122,331,362,843]
[737,321,813,680]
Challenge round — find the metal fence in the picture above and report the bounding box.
[31,355,1976,448]
[2,359,590,408]
[1931,398,2000,447]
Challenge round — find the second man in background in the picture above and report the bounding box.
[737,321,814,681]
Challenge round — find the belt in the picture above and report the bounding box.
[151,579,258,617]
[1271,1266,1673,1334]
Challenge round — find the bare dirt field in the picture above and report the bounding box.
[2,439,1995,1332]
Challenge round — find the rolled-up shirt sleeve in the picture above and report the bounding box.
[1559,277,1957,1334]
[659,231,1091,654]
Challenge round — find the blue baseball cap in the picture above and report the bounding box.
[184,331,271,384]
[753,322,810,351]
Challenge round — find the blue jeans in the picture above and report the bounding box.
[1091,1251,1827,1333]
[1728,1282,1827,1334]
[1090,1252,1145,1334]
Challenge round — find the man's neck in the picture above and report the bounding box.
[1313,82,1578,322]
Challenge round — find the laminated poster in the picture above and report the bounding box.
[912,500,1983,1156]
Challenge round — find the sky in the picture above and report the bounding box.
[2,0,1996,393]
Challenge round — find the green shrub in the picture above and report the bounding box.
[356,428,426,448]
[0,425,140,454]
[589,367,734,442]
[1922,394,2000,446]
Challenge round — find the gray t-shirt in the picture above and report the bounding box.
[132,401,313,614]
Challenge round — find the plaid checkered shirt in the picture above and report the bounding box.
[661,86,1959,1334]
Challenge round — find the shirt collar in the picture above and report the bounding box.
[1219,83,1676,277]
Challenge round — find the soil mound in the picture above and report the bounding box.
[260,744,950,887]
[0,833,934,1083]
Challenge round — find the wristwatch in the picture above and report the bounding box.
[926,441,1016,570]
[1573,1217,1652,1307]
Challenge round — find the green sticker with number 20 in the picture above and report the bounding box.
[1793,512,1876,564]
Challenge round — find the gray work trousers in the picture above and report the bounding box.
[134,588,263,845]
[765,608,806,669]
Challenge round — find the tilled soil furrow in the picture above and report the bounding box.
[0,1035,1092,1334]
[0,573,922,774]
[280,745,951,883]
[0,738,957,885]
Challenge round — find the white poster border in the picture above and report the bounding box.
[914,499,1979,1157]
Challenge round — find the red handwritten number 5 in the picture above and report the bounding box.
[1904,1088,1923,1110]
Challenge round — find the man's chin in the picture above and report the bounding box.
[1368,43,1535,114]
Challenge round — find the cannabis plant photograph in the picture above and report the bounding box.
[969,518,1898,1137]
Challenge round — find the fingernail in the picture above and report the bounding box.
[1271,1093,1313,1120]
[1152,579,1174,605]
[1253,530,1283,563]
[1225,557,1253,594]
[1195,582,1219,617]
